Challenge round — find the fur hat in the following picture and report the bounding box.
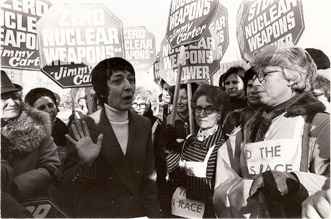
[1,70,23,94]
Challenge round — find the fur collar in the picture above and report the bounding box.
[244,92,325,143]
[1,104,52,160]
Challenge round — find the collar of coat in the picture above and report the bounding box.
[244,92,326,143]
[1,104,52,158]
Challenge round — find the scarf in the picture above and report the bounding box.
[245,92,326,143]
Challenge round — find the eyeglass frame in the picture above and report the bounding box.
[193,105,218,114]
[132,102,147,109]
[252,69,284,83]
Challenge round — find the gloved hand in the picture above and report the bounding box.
[250,171,299,197]
[159,124,177,151]
[249,170,309,218]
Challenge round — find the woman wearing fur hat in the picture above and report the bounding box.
[1,70,60,214]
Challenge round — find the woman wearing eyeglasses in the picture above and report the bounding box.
[132,87,160,143]
[164,84,230,218]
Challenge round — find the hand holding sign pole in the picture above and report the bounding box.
[170,45,186,126]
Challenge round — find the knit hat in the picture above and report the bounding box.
[1,70,23,94]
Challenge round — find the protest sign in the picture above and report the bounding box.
[237,0,304,61]
[124,26,155,72]
[37,4,124,88]
[171,187,205,218]
[159,29,219,86]
[1,0,52,70]
[166,0,219,48]
[208,3,229,61]
[153,52,161,84]
[23,199,69,218]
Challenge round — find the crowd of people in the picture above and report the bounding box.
[1,45,330,218]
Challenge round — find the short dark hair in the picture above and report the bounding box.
[243,67,257,89]
[191,84,230,124]
[25,87,57,107]
[91,57,135,105]
[219,66,246,88]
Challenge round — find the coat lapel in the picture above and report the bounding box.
[97,108,136,195]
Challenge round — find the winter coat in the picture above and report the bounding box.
[213,92,330,218]
[60,108,161,218]
[1,105,60,199]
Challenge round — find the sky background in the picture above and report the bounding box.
[5,0,331,107]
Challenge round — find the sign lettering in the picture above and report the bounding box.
[237,0,304,61]
[37,4,124,88]
[166,0,219,48]
[0,0,51,70]
[124,26,155,71]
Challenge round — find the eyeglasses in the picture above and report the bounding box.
[252,70,281,83]
[193,105,218,114]
[132,103,147,109]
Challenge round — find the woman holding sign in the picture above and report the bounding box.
[213,45,330,218]
[164,84,230,218]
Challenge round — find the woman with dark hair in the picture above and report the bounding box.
[219,66,247,111]
[222,67,264,138]
[60,57,161,218]
[25,87,68,147]
[162,84,230,218]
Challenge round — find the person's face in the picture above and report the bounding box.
[177,88,188,114]
[246,80,261,106]
[253,66,293,107]
[194,95,220,130]
[1,92,21,121]
[224,73,245,98]
[107,70,135,111]
[33,96,58,122]
[162,84,171,103]
[132,98,147,115]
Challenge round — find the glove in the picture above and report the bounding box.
[158,124,178,151]
[250,171,309,218]
[250,171,301,197]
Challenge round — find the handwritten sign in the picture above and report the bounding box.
[37,4,124,88]
[166,0,219,48]
[1,0,52,70]
[237,0,304,61]
[124,26,155,72]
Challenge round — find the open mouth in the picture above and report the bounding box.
[123,95,132,101]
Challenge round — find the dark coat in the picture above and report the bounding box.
[60,108,161,218]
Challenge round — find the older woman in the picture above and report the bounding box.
[213,45,330,218]
[1,71,60,215]
[166,84,230,218]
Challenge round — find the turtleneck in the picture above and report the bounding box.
[104,104,129,155]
